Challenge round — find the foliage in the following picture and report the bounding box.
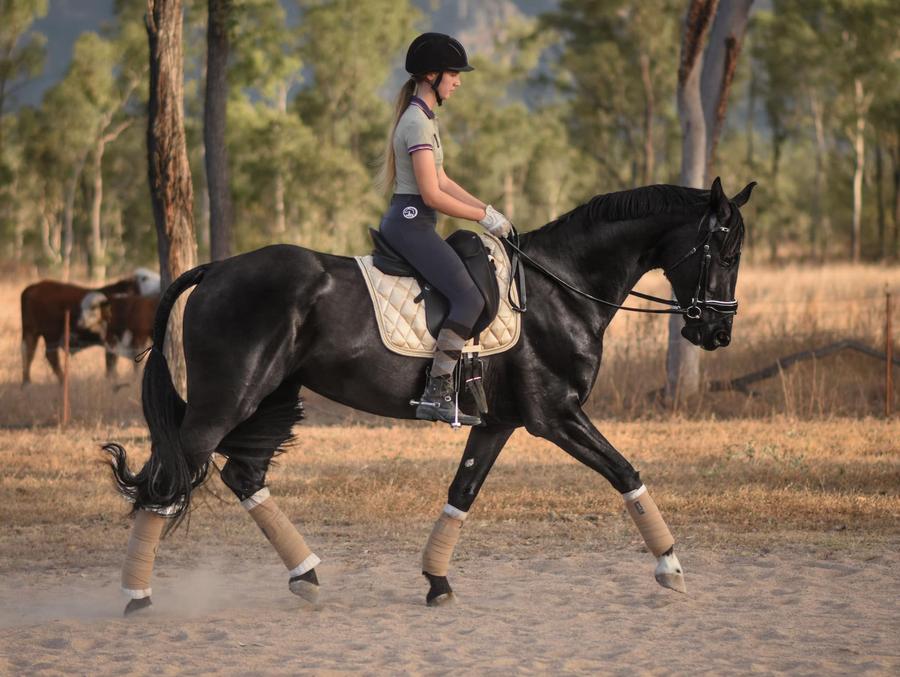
[1,0,899,272]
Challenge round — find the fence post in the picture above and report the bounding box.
[61,309,71,426]
[887,291,894,418]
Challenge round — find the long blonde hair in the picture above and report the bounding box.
[375,77,419,195]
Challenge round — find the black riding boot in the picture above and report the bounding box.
[415,371,481,427]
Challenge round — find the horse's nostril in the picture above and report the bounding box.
[714,330,730,347]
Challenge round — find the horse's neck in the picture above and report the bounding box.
[524,213,682,304]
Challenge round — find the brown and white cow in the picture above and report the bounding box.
[20,271,160,385]
[78,292,159,361]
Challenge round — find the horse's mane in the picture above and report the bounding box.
[542,184,709,231]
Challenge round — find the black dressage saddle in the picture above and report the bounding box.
[368,228,501,340]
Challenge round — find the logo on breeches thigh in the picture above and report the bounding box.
[403,206,418,219]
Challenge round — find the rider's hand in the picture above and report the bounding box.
[478,205,512,238]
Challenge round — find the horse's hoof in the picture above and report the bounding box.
[655,571,687,593]
[289,569,320,604]
[655,550,686,593]
[427,591,455,607]
[123,596,153,616]
[424,572,454,606]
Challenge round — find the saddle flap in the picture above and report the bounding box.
[355,232,521,358]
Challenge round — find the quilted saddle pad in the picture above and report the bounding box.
[355,232,521,357]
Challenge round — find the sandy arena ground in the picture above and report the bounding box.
[1,407,898,675]
[0,540,898,675]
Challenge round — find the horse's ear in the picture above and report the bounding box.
[731,181,757,207]
[709,176,730,222]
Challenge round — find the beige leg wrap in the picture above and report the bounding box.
[121,510,167,599]
[244,489,320,576]
[623,485,675,557]
[422,507,466,576]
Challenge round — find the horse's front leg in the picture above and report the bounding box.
[532,406,686,594]
[422,425,514,606]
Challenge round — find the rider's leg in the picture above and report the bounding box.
[380,212,484,425]
[220,456,321,602]
[529,406,685,593]
[422,426,514,605]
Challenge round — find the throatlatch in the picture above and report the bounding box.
[622,485,675,557]
[243,488,320,577]
[121,509,167,600]
[422,505,466,576]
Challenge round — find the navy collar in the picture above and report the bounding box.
[409,95,435,119]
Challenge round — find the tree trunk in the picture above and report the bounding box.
[146,0,196,393]
[701,0,752,179]
[639,51,655,185]
[810,91,831,260]
[89,140,106,282]
[745,66,755,168]
[892,138,900,260]
[205,0,233,261]
[667,0,718,401]
[272,82,288,236]
[875,139,886,260]
[61,151,89,281]
[851,78,865,263]
[666,0,753,400]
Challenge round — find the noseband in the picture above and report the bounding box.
[658,213,739,320]
[504,210,739,318]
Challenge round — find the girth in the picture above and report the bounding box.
[369,228,500,340]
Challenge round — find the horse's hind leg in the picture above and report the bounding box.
[121,508,170,615]
[220,455,321,603]
[422,425,513,606]
[215,382,318,601]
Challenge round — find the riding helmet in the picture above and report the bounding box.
[405,32,474,75]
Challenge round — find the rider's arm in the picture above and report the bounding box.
[412,150,485,221]
[437,166,486,210]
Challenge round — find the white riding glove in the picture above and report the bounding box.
[478,205,512,238]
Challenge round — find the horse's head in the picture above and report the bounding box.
[665,177,756,351]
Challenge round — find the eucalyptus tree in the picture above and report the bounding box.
[205,0,234,260]
[229,0,303,239]
[288,0,416,252]
[540,0,683,188]
[824,0,899,262]
[0,0,47,176]
[0,0,47,255]
[669,0,753,400]
[146,0,197,391]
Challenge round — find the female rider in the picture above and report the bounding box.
[376,32,512,427]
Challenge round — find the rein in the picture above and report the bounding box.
[503,214,739,319]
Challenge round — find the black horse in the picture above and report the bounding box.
[107,178,755,610]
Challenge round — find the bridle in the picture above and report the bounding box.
[503,210,740,319]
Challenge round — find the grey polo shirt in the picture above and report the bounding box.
[393,96,443,195]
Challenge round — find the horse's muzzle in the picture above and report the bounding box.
[681,319,732,351]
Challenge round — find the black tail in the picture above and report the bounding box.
[104,263,214,531]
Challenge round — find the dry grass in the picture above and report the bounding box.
[0,267,897,572]
[596,264,900,417]
[1,264,897,423]
[0,419,897,573]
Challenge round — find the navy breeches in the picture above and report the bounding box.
[379,194,484,338]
